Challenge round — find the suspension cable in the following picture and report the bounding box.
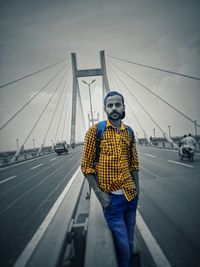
[53,68,72,144]
[61,74,72,141]
[0,64,68,131]
[64,86,72,143]
[108,58,200,128]
[22,69,67,146]
[42,65,71,145]
[62,72,71,140]
[107,59,165,134]
[77,84,87,134]
[108,55,200,81]
[107,63,151,135]
[0,58,68,89]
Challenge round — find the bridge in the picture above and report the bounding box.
[0,51,200,267]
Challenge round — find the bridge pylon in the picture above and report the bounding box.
[70,50,110,144]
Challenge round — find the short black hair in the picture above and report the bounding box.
[104,91,124,107]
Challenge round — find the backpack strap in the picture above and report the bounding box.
[94,120,107,165]
[94,121,134,165]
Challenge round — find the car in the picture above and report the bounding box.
[54,142,68,155]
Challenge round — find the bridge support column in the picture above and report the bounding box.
[70,50,110,144]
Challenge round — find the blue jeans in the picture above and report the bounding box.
[103,194,138,267]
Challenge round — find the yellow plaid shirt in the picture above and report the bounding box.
[81,120,139,201]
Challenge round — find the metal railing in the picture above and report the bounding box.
[14,169,118,267]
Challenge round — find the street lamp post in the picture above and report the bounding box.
[82,79,96,125]
[33,138,35,151]
[153,128,156,138]
[194,120,197,137]
[16,138,19,151]
[168,125,171,137]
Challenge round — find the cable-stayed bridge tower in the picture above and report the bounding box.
[70,50,110,144]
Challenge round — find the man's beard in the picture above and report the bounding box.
[108,112,122,121]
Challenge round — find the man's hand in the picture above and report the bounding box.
[85,174,111,208]
[95,189,111,208]
[132,171,140,197]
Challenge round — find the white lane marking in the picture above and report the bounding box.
[0,151,81,213]
[168,160,194,168]
[137,211,172,267]
[140,166,160,178]
[14,166,81,267]
[153,148,178,153]
[30,163,44,170]
[0,175,17,184]
[50,158,57,162]
[144,154,156,158]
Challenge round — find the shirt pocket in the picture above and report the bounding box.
[100,139,109,155]
[121,136,131,151]
[100,139,117,155]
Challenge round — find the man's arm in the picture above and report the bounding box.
[81,125,110,208]
[132,171,139,196]
[85,174,110,208]
[130,136,140,196]
[81,125,97,175]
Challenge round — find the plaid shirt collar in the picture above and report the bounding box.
[106,119,126,131]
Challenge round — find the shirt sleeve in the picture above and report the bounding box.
[130,136,139,172]
[81,124,97,175]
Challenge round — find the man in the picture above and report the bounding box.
[180,133,197,155]
[179,134,187,156]
[81,91,139,267]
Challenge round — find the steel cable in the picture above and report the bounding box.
[108,55,200,81]
[107,62,152,135]
[107,59,165,134]
[0,58,68,89]
[0,64,67,131]
[53,68,72,144]
[108,58,200,128]
[22,68,67,146]
[42,65,71,146]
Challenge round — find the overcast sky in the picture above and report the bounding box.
[0,0,200,151]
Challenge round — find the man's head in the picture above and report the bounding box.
[188,133,192,136]
[104,91,125,121]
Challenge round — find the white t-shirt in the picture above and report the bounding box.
[183,136,197,147]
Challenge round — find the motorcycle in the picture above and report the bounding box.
[179,147,195,161]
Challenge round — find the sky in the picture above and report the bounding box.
[0,0,200,151]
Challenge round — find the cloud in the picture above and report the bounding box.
[29,90,58,111]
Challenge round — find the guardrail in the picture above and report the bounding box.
[139,141,200,152]
[14,169,118,267]
[0,150,54,168]
[14,168,85,267]
[0,146,82,168]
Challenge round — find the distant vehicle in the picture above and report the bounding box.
[179,147,195,161]
[54,142,68,155]
[71,142,75,149]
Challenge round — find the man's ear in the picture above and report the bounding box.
[104,106,106,112]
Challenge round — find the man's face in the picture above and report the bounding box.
[104,95,125,121]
